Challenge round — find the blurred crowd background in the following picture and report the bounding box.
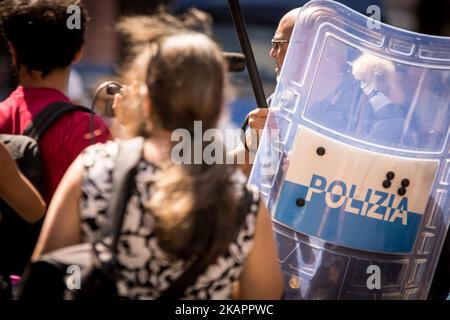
[1,0,449,128]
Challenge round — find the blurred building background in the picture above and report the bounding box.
[0,0,449,127]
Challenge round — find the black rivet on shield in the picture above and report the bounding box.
[401,179,410,187]
[382,180,391,189]
[296,198,305,207]
[316,147,326,156]
[398,187,406,196]
[386,171,395,180]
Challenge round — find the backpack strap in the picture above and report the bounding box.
[23,102,91,141]
[100,138,144,277]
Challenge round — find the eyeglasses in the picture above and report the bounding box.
[271,38,290,51]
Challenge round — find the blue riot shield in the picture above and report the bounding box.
[249,0,450,299]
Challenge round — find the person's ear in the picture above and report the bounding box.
[7,42,18,66]
[73,46,84,64]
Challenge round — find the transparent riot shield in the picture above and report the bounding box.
[249,0,450,299]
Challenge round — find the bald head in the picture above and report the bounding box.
[278,8,301,39]
[270,8,301,76]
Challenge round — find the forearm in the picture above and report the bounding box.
[0,172,46,223]
[0,144,46,222]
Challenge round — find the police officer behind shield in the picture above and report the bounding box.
[232,8,301,175]
[236,6,449,300]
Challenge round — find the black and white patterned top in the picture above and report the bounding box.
[78,141,260,300]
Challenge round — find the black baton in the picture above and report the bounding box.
[228,0,268,133]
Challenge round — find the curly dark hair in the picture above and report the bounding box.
[0,0,87,78]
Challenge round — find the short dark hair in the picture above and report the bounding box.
[0,0,87,78]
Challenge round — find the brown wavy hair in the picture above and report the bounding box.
[118,11,240,260]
